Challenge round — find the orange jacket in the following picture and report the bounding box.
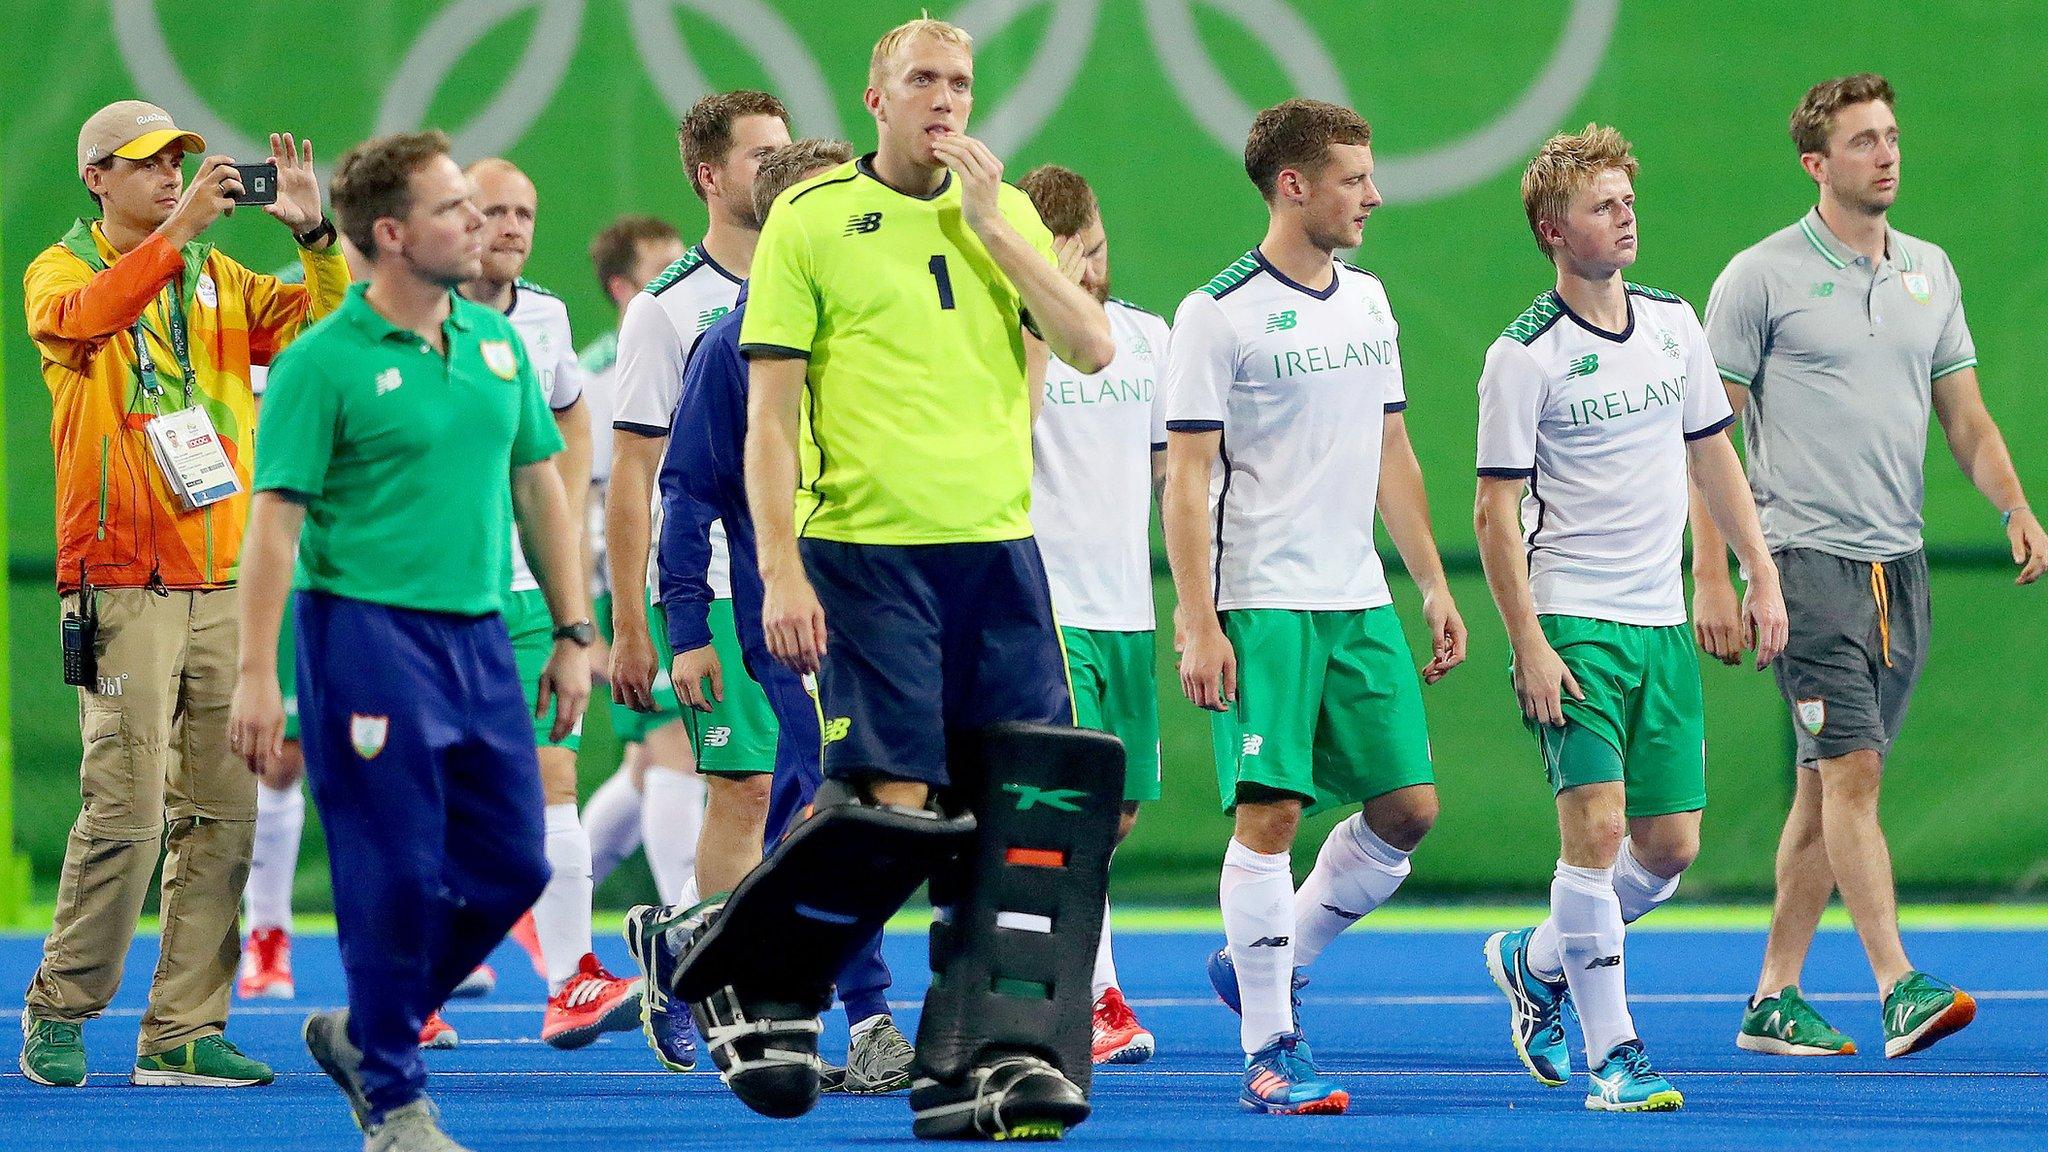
[25,220,349,592]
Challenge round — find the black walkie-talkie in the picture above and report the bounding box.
[63,570,97,688]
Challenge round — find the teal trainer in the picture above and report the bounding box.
[1239,1032,1349,1115]
[20,1014,86,1087]
[1737,986,1857,1056]
[1883,971,1977,1058]
[131,1034,274,1086]
[1484,928,1572,1085]
[1585,1039,1682,1112]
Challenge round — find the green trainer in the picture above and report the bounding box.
[1737,986,1857,1056]
[1883,972,1977,1059]
[20,1015,86,1087]
[131,1034,275,1086]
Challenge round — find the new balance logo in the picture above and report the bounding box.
[1810,281,1835,298]
[844,212,883,235]
[1247,935,1290,947]
[1241,734,1264,757]
[1585,954,1621,970]
[1263,310,1297,332]
[695,306,730,332]
[1001,783,1086,812]
[375,367,402,395]
[822,717,851,744]
[1320,903,1366,922]
[1566,353,1600,379]
[703,725,732,748]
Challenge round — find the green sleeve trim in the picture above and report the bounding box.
[1931,356,1978,380]
[1717,366,1754,387]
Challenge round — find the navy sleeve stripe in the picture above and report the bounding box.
[1166,420,1224,433]
[1384,400,1408,413]
[1683,413,1737,441]
[1151,441,1168,452]
[1477,467,1535,479]
[739,343,809,360]
[613,420,669,438]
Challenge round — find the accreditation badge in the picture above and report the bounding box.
[143,406,242,512]
[481,339,520,379]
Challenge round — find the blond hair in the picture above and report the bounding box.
[869,17,974,88]
[1520,123,1639,261]
[1790,73,1895,155]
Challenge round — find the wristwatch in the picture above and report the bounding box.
[552,619,596,647]
[295,216,337,250]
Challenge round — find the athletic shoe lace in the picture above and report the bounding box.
[1097,989,1138,1032]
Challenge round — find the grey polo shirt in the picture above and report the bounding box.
[1705,207,1976,561]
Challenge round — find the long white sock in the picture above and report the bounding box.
[642,765,705,906]
[245,781,304,931]
[1547,861,1635,1063]
[537,803,595,994]
[1220,838,1295,1055]
[1291,813,1410,969]
[1612,838,1682,924]
[1092,897,1119,999]
[1531,839,1683,978]
[583,769,643,888]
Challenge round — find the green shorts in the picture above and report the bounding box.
[600,593,689,744]
[1061,627,1161,803]
[278,607,299,742]
[1211,607,1435,817]
[680,599,781,777]
[507,588,582,752]
[1517,615,1706,818]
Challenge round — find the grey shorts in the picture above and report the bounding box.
[1772,547,1929,766]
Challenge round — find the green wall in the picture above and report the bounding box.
[5,2,2047,906]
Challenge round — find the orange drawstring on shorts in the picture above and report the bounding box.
[1869,563,1893,669]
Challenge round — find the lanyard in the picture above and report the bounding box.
[132,285,195,411]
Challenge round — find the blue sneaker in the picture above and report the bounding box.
[1484,928,1572,1086]
[1206,947,1307,1019]
[1585,1039,1683,1112]
[1240,1032,1348,1115]
[622,902,700,1072]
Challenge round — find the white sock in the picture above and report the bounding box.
[849,1013,887,1042]
[537,803,595,994]
[582,769,643,888]
[1092,896,1119,999]
[1220,838,1295,1055]
[642,765,705,906]
[1547,861,1636,1063]
[677,875,700,909]
[245,781,304,931]
[1613,838,1682,925]
[1290,813,1410,969]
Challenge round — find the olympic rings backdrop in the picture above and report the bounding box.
[4,1,2046,906]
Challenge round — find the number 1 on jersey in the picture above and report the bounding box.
[928,254,956,310]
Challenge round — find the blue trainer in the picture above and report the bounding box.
[1483,928,1572,1086]
[1240,1032,1348,1115]
[1206,947,1308,1020]
[1585,1039,1683,1112]
[622,902,701,1072]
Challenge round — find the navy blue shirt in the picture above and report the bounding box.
[657,287,764,659]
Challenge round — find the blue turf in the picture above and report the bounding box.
[5,925,2046,1150]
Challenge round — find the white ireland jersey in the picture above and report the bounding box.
[614,244,745,601]
[1475,284,1734,626]
[503,281,587,594]
[578,331,620,597]
[1031,298,1169,631]
[1164,251,1405,612]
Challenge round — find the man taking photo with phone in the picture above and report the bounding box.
[18,100,346,1089]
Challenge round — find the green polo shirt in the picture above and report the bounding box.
[255,282,564,615]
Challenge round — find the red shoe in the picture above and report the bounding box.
[509,910,547,979]
[236,927,295,1000]
[541,953,645,1050]
[1092,986,1156,1065]
[450,964,496,999]
[420,1011,459,1050]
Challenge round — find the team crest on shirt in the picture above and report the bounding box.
[1903,272,1933,304]
[1796,698,1826,735]
[350,713,390,759]
[1657,330,1683,359]
[480,339,520,380]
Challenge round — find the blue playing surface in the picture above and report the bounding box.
[5,924,2045,1150]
